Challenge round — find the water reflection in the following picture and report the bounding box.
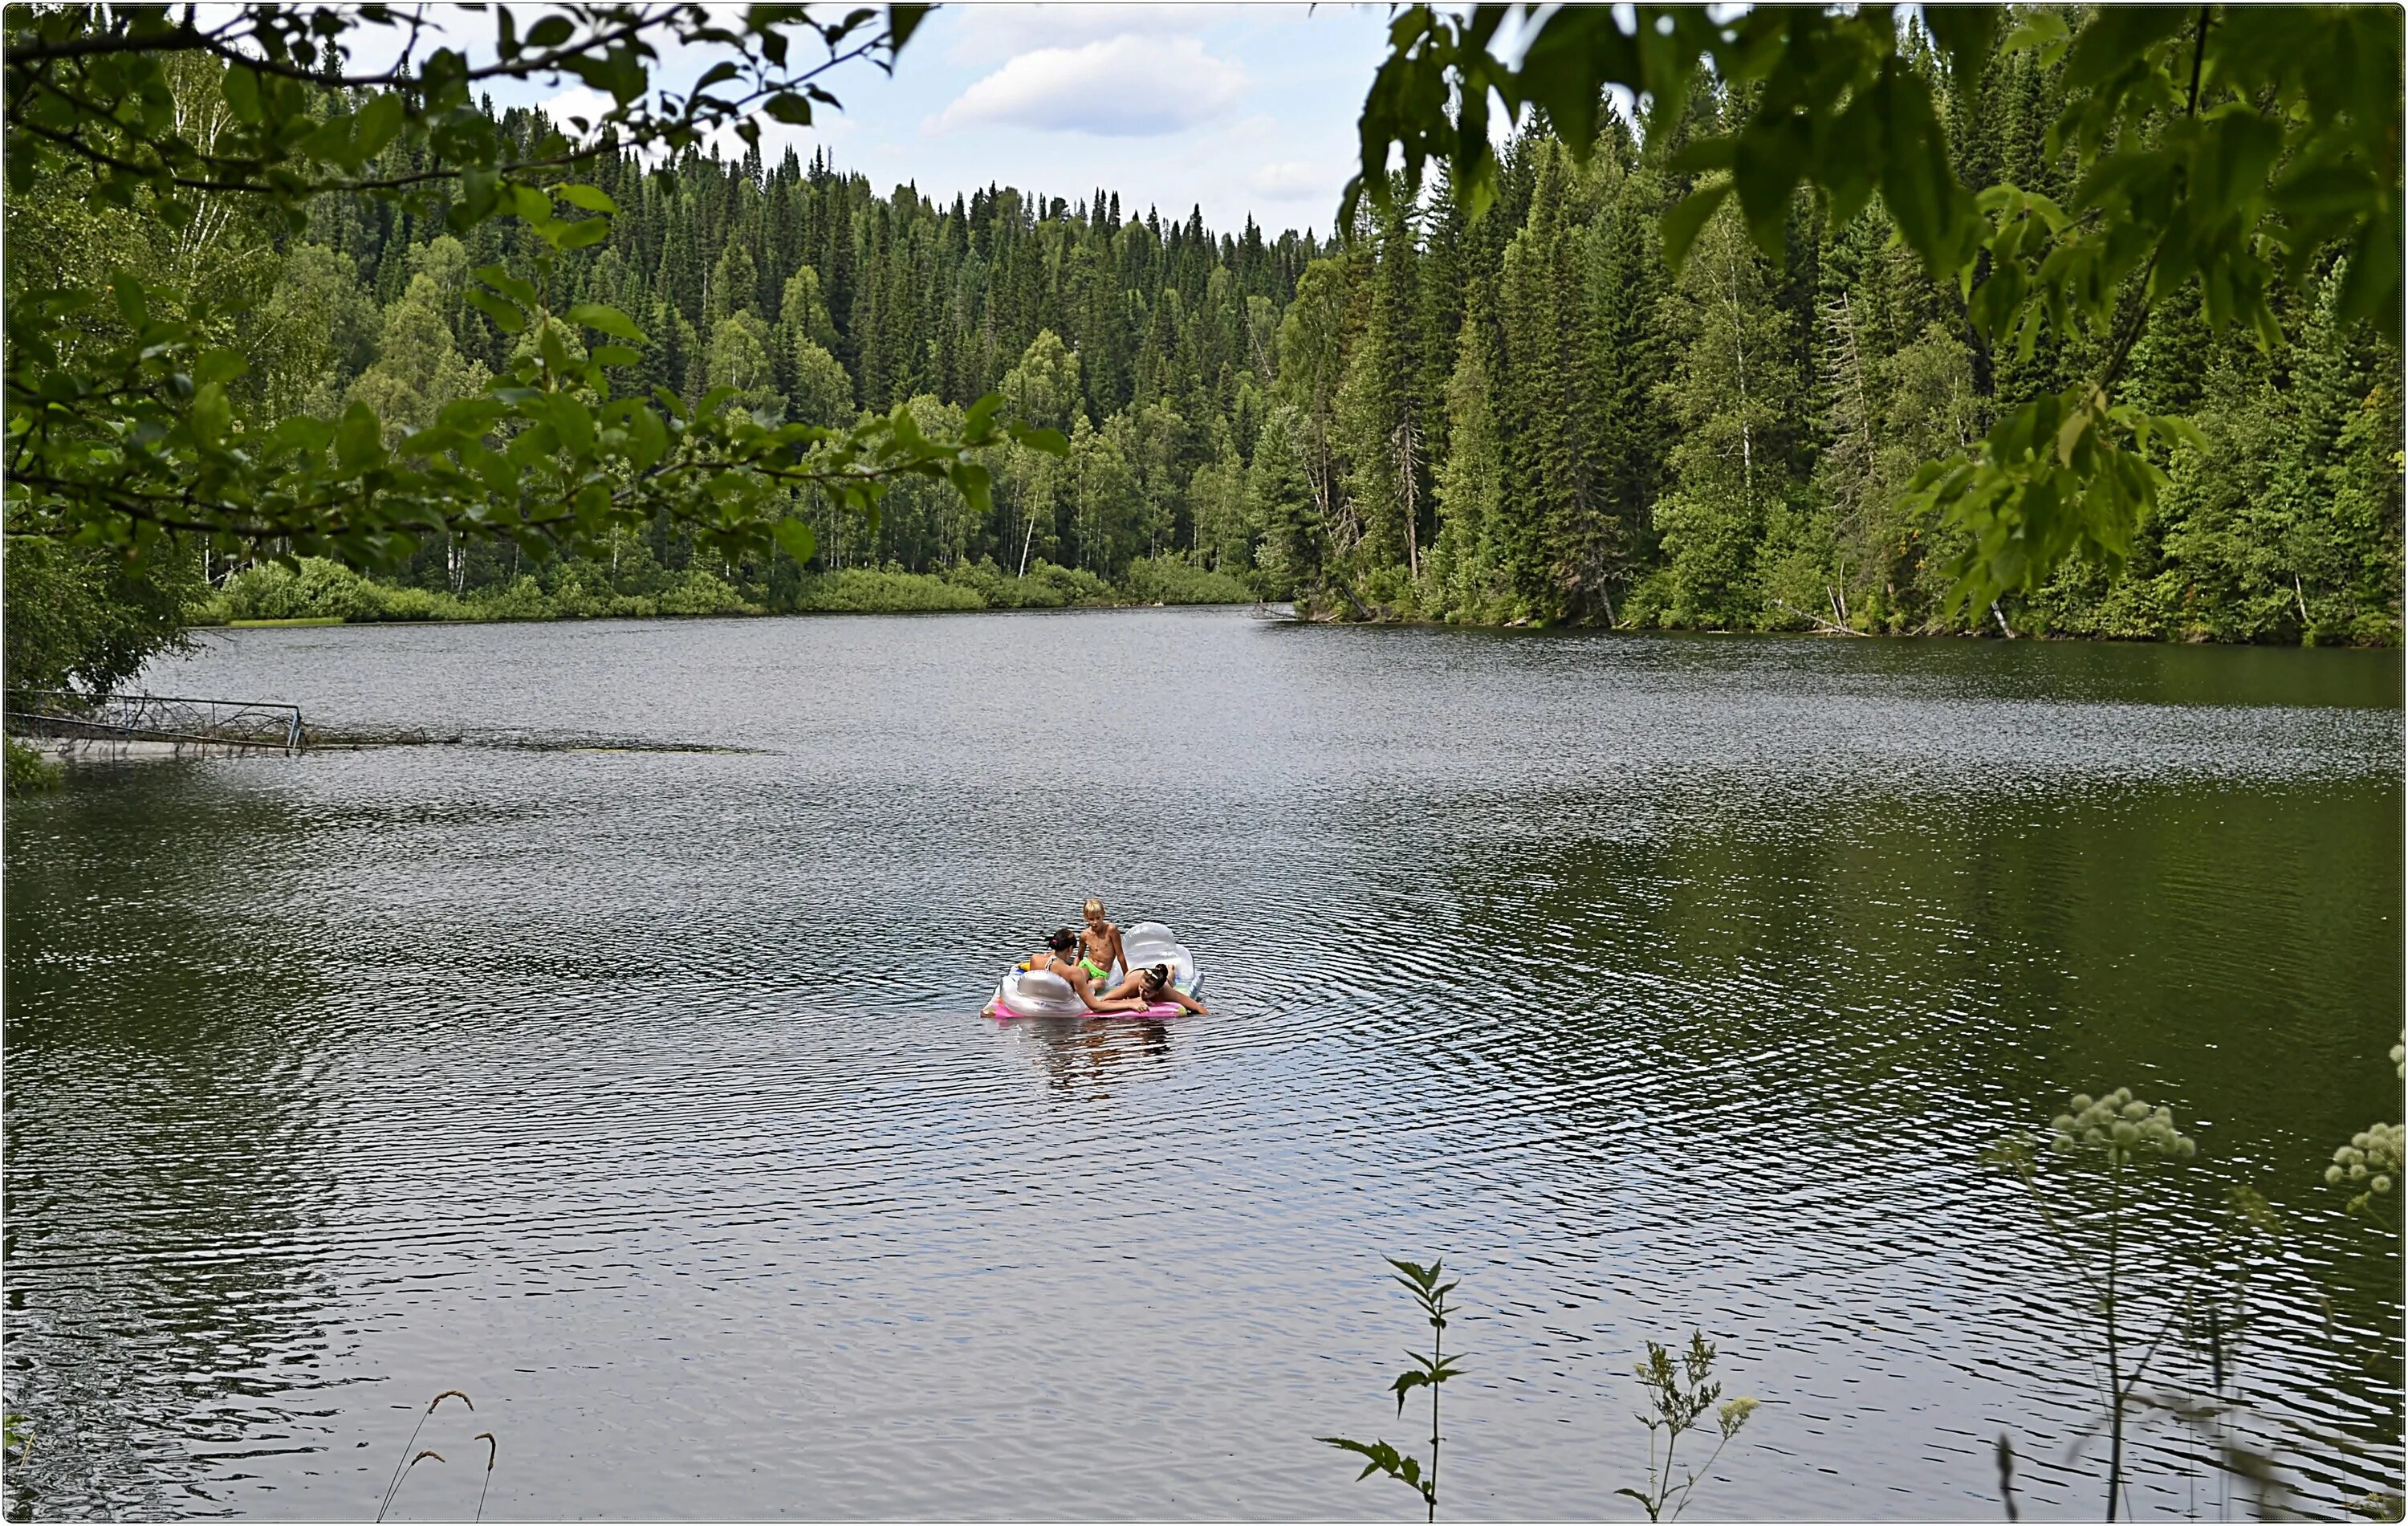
[1001,1012,1178,1099]
[5,767,349,1521]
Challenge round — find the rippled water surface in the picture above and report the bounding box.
[6,611,2402,1520]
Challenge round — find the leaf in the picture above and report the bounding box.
[772,518,816,565]
[511,185,555,226]
[464,287,528,334]
[524,14,574,49]
[110,272,148,328]
[335,401,383,470]
[2003,9,2072,61]
[1876,66,1978,278]
[352,92,406,159]
[554,218,611,250]
[474,266,539,309]
[622,403,668,470]
[265,415,335,456]
[1659,180,1733,271]
[1511,4,1643,157]
[187,382,230,447]
[565,303,644,342]
[1922,5,2003,95]
[193,348,247,386]
[555,183,619,214]
[1731,111,1811,257]
[947,460,993,516]
[222,63,262,124]
[543,393,596,457]
[458,440,515,494]
[1667,138,1738,174]
[764,93,814,126]
[1320,1437,1406,1483]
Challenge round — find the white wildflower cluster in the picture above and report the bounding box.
[2050,1089,2195,1166]
[2327,1121,2404,1214]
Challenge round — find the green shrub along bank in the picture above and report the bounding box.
[2,739,63,796]
[195,555,1256,627]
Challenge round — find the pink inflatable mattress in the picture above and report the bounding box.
[986,999,1187,1020]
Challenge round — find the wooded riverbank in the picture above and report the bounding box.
[193,554,1256,626]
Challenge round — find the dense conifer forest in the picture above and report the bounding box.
[11,29,2400,649]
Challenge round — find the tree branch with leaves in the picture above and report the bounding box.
[4,4,1064,585]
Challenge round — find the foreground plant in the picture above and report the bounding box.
[1614,1331,1758,1522]
[376,1388,478,1523]
[1992,1089,2207,1520]
[2326,1038,2406,1221]
[1322,1257,1462,1522]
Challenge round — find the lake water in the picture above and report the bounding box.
[5,608,2402,1520]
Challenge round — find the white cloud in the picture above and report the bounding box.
[538,82,857,168]
[1248,160,1329,198]
[536,85,618,141]
[939,4,1259,63]
[928,35,1246,137]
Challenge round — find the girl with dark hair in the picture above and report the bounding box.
[1017,929,1147,1014]
[1098,962,1208,1015]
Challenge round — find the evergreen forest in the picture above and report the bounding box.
[8,24,2401,674]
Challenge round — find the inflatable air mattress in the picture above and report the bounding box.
[985,921,1202,1019]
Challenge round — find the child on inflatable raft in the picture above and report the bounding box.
[1009,925,1207,1017]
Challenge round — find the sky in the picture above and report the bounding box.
[540,4,1405,240]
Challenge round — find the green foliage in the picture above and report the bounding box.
[2,1410,30,1481]
[1351,4,2405,614]
[1119,555,1255,607]
[1648,206,1801,630]
[3,534,201,693]
[4,5,1048,584]
[1321,1258,1463,1523]
[1614,1332,1759,1523]
[4,738,64,796]
[195,553,1247,625]
[9,4,2394,662]
[790,568,983,614]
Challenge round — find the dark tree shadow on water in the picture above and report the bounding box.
[6,764,352,1522]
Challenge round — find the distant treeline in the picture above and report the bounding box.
[15,12,2398,651]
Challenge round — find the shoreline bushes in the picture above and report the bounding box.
[193,555,1255,628]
